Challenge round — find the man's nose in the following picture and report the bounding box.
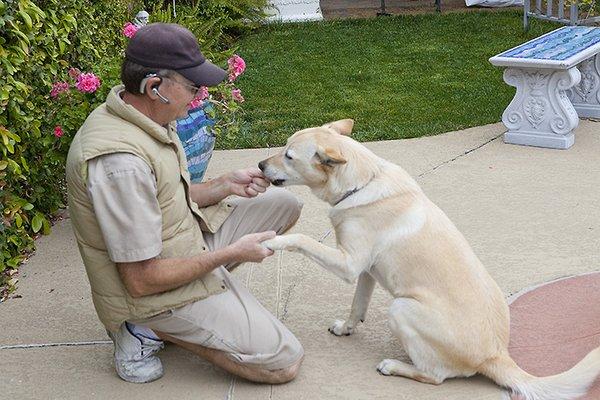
[258,161,266,171]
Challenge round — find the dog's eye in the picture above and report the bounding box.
[285,152,293,160]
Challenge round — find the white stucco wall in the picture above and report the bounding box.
[265,0,323,22]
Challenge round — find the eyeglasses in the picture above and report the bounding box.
[162,77,202,97]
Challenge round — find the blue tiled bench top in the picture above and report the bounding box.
[490,26,600,69]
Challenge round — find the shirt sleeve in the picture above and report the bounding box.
[86,152,163,263]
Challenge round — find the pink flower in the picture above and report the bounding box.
[122,22,138,38]
[50,82,70,98]
[53,125,64,138]
[231,88,244,103]
[198,86,209,100]
[75,72,101,93]
[68,67,81,79]
[188,86,210,109]
[188,98,204,109]
[227,55,246,81]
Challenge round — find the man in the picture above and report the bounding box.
[66,23,304,384]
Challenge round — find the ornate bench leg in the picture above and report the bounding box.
[568,54,600,119]
[502,67,581,149]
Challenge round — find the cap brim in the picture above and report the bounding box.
[178,60,227,87]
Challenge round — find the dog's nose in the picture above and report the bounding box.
[258,161,266,171]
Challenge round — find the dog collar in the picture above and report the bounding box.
[333,187,360,206]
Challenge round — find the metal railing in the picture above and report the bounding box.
[524,0,600,30]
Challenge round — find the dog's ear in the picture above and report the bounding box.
[315,147,347,166]
[322,119,354,136]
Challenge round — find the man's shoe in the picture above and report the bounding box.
[107,322,164,383]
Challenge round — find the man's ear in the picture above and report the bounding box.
[321,119,354,136]
[315,147,347,166]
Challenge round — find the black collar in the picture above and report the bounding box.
[333,187,361,206]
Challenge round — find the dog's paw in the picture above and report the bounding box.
[262,236,290,251]
[328,319,355,336]
[376,359,397,376]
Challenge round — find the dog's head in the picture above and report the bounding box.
[258,119,353,187]
[259,119,381,204]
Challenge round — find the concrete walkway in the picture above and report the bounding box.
[1,121,599,399]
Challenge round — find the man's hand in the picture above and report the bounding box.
[231,231,276,263]
[226,167,270,198]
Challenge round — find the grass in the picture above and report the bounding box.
[218,10,556,149]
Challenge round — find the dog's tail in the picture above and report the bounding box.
[479,347,600,400]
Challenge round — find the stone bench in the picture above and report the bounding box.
[490,26,600,149]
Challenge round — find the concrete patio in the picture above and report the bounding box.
[1,120,599,399]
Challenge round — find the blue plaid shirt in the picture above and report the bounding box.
[176,105,216,183]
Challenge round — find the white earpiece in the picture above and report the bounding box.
[151,87,170,104]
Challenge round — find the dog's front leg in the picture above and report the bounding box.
[329,272,376,336]
[263,234,365,284]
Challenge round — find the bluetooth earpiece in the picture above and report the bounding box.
[151,86,170,104]
[139,73,170,104]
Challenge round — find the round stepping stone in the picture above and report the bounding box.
[508,272,600,399]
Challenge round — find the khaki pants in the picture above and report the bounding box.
[133,188,304,370]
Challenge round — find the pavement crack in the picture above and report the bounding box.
[225,377,236,400]
[279,280,299,323]
[417,133,503,179]
[0,340,112,350]
[275,250,283,320]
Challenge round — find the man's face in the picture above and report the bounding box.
[161,74,202,120]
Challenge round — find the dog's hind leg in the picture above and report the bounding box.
[376,359,443,385]
[329,272,376,336]
[377,298,464,385]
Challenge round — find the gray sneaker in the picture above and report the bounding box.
[107,322,164,383]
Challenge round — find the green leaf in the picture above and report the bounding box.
[20,156,29,172]
[9,27,30,46]
[14,213,22,228]
[18,10,32,30]
[31,213,43,233]
[6,257,21,268]
[22,203,33,211]
[42,218,51,235]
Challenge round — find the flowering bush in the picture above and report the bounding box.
[0,0,129,298]
[198,54,248,140]
[50,82,70,98]
[122,22,138,38]
[48,68,104,146]
[53,126,64,138]
[75,73,102,93]
[228,54,246,82]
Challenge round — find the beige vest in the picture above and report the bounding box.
[66,85,233,332]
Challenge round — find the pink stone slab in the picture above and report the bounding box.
[508,272,600,400]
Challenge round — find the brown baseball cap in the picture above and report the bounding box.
[125,23,227,87]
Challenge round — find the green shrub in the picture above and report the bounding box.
[0,0,139,297]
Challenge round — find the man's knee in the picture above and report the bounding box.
[264,187,303,232]
[264,355,303,384]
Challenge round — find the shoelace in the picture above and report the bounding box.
[139,340,164,359]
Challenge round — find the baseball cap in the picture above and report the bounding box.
[125,23,227,87]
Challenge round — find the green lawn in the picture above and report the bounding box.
[219,10,556,149]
